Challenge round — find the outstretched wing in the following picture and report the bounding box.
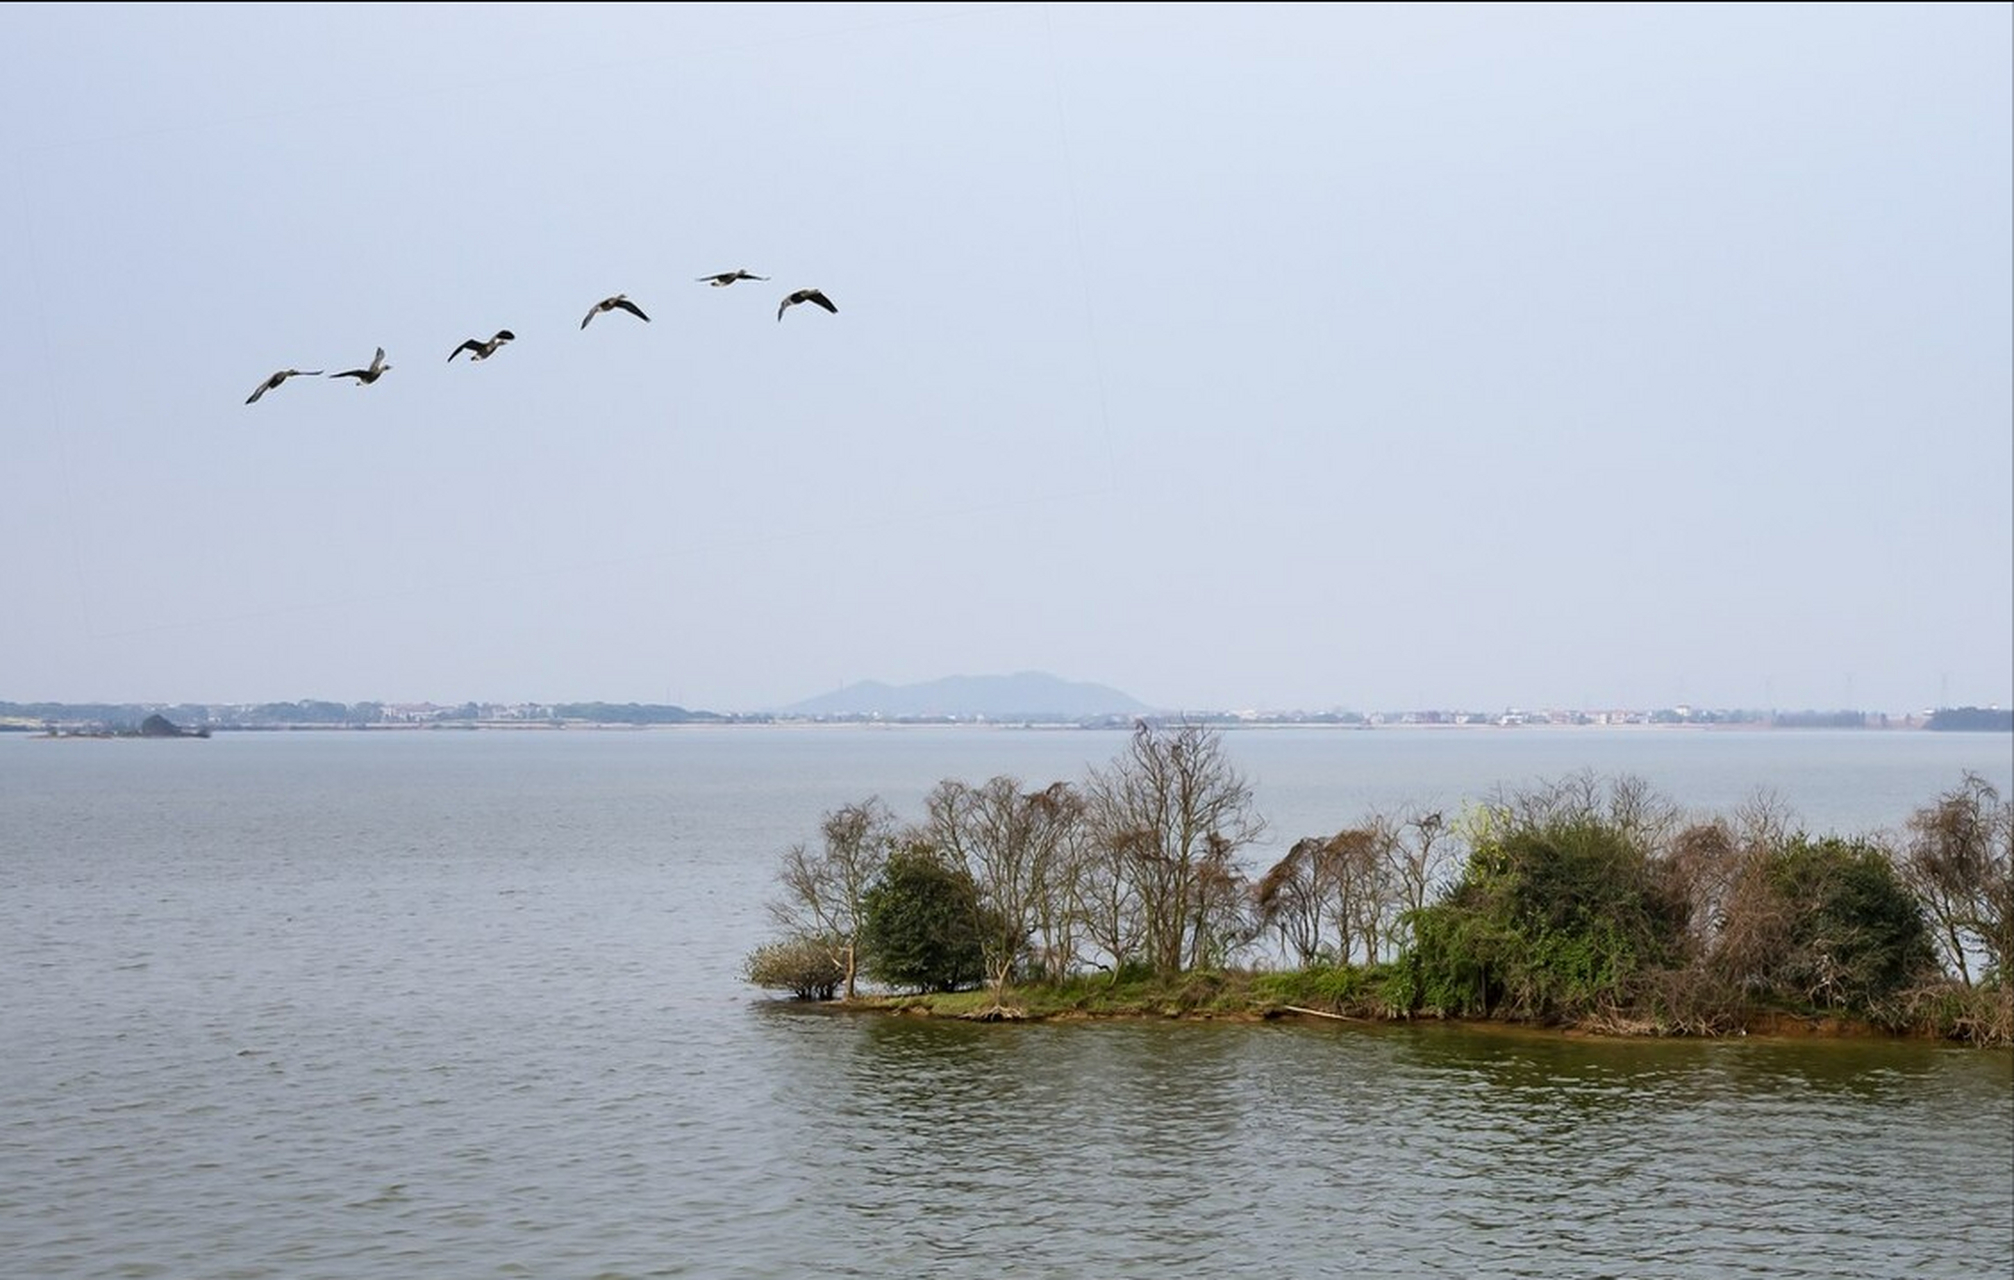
[449,339,480,362]
[246,374,277,404]
[613,297,650,322]
[805,289,837,313]
[581,302,601,330]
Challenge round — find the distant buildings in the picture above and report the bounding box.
[1,699,1997,733]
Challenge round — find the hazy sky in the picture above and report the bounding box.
[3,2,2008,714]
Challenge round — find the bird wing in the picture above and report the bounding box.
[581,303,601,329]
[246,376,274,404]
[777,296,791,321]
[449,340,479,362]
[613,297,650,322]
[807,290,837,313]
[331,369,365,381]
[370,347,387,372]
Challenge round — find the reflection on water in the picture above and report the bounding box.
[3,729,2010,1280]
[746,1011,2011,1279]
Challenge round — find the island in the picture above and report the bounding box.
[744,722,2012,1047]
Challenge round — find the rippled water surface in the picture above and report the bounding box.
[4,727,2010,1278]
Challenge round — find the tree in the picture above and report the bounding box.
[858,842,990,993]
[924,776,1089,991]
[1076,823,1146,979]
[1083,721,1263,977]
[1254,822,1403,966]
[1402,778,1691,1022]
[1387,807,1454,949]
[1020,780,1093,981]
[1255,836,1337,966]
[1327,824,1399,965]
[1901,773,2013,986]
[1717,835,1938,1020]
[769,798,897,1000]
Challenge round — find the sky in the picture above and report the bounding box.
[2,2,2008,715]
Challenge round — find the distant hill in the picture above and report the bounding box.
[781,672,1151,720]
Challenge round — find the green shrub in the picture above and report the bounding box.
[1758,837,1939,1022]
[859,843,992,993]
[1398,812,1688,1023]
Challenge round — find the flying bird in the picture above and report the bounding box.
[245,368,322,404]
[697,269,768,287]
[449,330,516,362]
[581,295,650,329]
[329,348,391,385]
[777,288,837,322]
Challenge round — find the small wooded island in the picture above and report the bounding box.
[745,722,2013,1046]
[38,713,210,739]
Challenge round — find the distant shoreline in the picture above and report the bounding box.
[9,717,2005,735]
[10,717,1993,735]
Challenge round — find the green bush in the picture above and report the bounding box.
[1399,813,1688,1023]
[859,844,992,993]
[1758,836,1938,1022]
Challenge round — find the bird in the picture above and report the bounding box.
[329,348,391,385]
[777,288,837,322]
[697,269,769,287]
[245,368,322,404]
[448,330,516,362]
[581,295,649,329]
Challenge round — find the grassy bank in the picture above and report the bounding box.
[836,966,2014,1045]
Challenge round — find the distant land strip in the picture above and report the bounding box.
[3,700,2008,734]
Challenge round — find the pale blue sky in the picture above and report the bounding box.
[3,2,2008,714]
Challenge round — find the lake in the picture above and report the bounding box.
[3,725,2009,1278]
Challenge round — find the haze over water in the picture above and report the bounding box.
[4,726,2010,1278]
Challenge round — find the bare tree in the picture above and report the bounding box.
[1257,820,1409,966]
[1076,823,1146,978]
[1022,780,1092,981]
[1651,792,1785,953]
[1255,836,1336,966]
[1665,817,1741,962]
[1255,804,1455,969]
[1490,770,1678,850]
[924,776,1089,992]
[1189,830,1253,970]
[1343,822,1412,964]
[1902,772,2014,985]
[770,798,897,1000]
[1387,807,1455,951]
[1083,721,1264,977]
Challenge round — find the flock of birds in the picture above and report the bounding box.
[244,271,837,405]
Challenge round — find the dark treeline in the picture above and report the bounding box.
[1929,706,2014,732]
[745,722,2014,1045]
